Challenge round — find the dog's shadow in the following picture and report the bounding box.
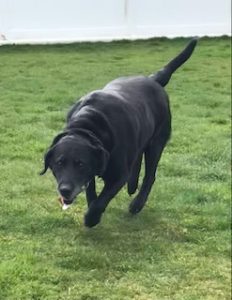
[54,206,168,272]
[2,201,185,273]
[55,205,184,272]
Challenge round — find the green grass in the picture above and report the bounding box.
[0,37,231,300]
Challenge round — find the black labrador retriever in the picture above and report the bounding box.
[41,39,197,227]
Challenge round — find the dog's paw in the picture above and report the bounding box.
[84,210,102,228]
[129,197,145,215]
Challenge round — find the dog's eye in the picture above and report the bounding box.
[56,159,64,166]
[75,160,84,168]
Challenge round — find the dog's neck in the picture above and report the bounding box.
[66,126,113,154]
[66,106,114,153]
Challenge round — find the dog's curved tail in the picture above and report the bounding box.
[150,38,198,87]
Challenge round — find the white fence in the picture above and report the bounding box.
[0,0,230,44]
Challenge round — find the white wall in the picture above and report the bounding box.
[0,0,230,44]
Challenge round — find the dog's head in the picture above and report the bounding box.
[40,131,109,205]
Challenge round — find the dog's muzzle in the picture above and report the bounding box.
[58,182,90,210]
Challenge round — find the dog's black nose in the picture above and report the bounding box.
[59,184,72,200]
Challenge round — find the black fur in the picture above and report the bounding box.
[41,39,197,227]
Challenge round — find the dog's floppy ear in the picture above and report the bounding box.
[73,128,110,176]
[40,131,68,175]
[95,145,110,176]
[40,148,53,175]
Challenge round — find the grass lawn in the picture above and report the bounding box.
[0,37,231,300]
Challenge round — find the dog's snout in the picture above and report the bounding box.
[59,183,72,199]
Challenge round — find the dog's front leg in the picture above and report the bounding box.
[84,178,126,228]
[86,178,97,207]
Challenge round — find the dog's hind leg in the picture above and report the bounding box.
[129,130,170,214]
[127,154,143,195]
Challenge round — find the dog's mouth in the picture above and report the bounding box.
[58,182,90,210]
[58,196,73,210]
